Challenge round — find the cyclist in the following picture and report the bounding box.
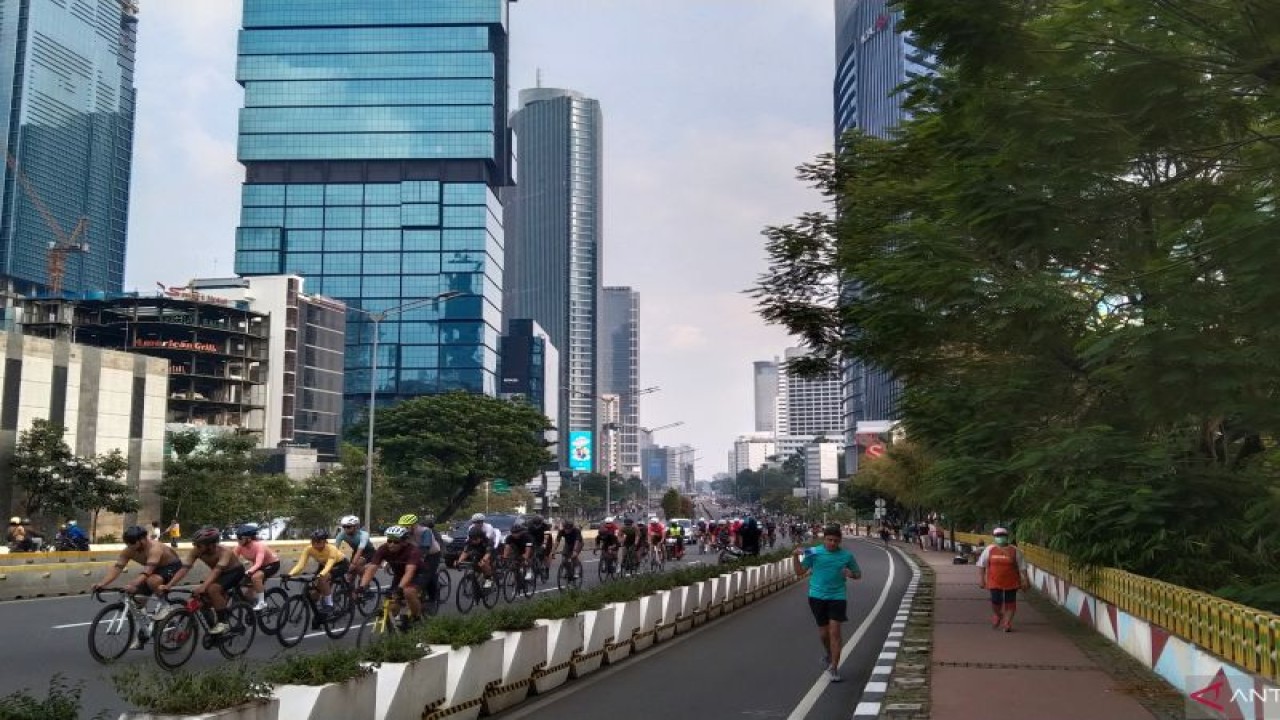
[647,516,666,562]
[619,517,642,576]
[666,521,685,560]
[282,529,349,617]
[595,517,620,570]
[357,525,424,627]
[553,520,584,581]
[232,524,279,611]
[739,516,763,555]
[160,527,244,635]
[715,519,732,548]
[469,513,502,549]
[461,523,497,587]
[695,518,709,554]
[398,513,444,605]
[502,521,536,581]
[765,518,777,548]
[526,514,554,574]
[334,515,375,579]
[596,515,619,548]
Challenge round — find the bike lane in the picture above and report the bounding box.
[497,537,912,720]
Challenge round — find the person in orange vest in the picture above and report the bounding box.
[976,527,1030,632]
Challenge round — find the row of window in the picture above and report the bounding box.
[344,367,493,397]
[243,0,505,29]
[239,27,489,55]
[240,105,493,134]
[237,227,498,254]
[242,181,490,207]
[239,132,494,161]
[244,79,494,107]
[236,52,494,82]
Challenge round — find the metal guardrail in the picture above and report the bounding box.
[953,531,1280,683]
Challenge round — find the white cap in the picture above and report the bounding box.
[471,513,485,522]
[993,527,1009,536]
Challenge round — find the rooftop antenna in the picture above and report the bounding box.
[536,67,542,88]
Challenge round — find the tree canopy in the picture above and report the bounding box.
[753,1,1280,603]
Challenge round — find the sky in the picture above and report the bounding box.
[125,1,835,478]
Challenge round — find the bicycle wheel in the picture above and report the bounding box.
[323,599,354,640]
[556,561,571,592]
[258,588,288,636]
[456,573,478,614]
[597,555,614,583]
[276,596,310,648]
[435,568,452,604]
[153,608,199,670]
[88,601,135,663]
[217,601,257,660]
[569,560,584,590]
[500,568,519,603]
[520,566,536,599]
[481,573,501,609]
[354,577,381,617]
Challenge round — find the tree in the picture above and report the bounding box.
[159,431,296,531]
[291,445,397,532]
[9,420,139,531]
[753,0,1280,601]
[358,391,554,522]
[81,450,139,539]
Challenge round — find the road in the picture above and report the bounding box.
[0,536,908,719]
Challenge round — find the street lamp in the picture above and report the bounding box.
[569,385,659,513]
[349,290,463,527]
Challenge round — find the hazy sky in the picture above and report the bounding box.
[125,1,834,477]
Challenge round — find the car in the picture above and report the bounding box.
[442,513,522,567]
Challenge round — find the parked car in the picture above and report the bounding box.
[442,514,522,567]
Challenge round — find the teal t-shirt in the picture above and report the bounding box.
[801,545,861,600]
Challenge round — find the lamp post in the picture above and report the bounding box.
[350,290,462,527]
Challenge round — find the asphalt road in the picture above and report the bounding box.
[0,536,907,719]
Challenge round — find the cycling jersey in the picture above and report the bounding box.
[620,526,640,547]
[289,543,346,577]
[598,530,620,549]
[334,528,373,559]
[527,521,551,549]
[504,532,533,557]
[557,527,583,555]
[371,541,422,577]
[233,540,279,574]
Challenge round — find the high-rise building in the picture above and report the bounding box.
[600,287,639,474]
[731,433,776,477]
[498,317,559,449]
[835,0,933,469]
[503,87,603,470]
[753,360,778,433]
[0,0,139,297]
[232,1,516,426]
[778,347,844,437]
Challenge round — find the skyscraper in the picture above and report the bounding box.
[778,347,844,437]
[503,87,603,470]
[600,286,639,475]
[835,0,933,469]
[232,0,515,425]
[0,0,139,297]
[753,360,778,433]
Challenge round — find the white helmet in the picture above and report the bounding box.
[471,513,486,522]
[384,525,409,540]
[649,516,659,523]
[604,516,615,523]
[339,515,360,527]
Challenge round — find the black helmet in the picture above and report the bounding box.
[235,524,259,539]
[192,527,221,545]
[122,525,148,544]
[562,519,575,529]
[311,528,330,541]
[467,525,485,539]
[511,522,526,533]
[531,515,544,525]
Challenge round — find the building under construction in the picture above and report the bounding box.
[20,292,269,439]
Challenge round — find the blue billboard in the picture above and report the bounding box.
[568,431,593,472]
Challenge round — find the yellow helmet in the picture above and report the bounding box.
[397,514,419,526]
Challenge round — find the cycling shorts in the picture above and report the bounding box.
[252,561,280,579]
[212,564,247,595]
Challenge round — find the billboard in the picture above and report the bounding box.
[568,431,593,472]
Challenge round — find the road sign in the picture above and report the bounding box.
[874,498,886,508]
[874,508,885,519]
[492,479,510,495]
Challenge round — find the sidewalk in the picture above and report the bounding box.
[910,546,1181,720]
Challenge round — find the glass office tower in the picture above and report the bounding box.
[233,1,515,424]
[834,0,934,470]
[600,286,639,474]
[0,0,139,296]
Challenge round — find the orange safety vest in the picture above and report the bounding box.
[984,546,1023,590]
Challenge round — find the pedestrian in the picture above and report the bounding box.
[149,521,162,542]
[165,518,181,548]
[792,523,861,682]
[976,527,1030,632]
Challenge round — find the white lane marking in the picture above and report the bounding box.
[786,540,899,720]
[54,621,92,629]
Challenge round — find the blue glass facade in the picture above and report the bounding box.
[834,0,934,471]
[0,0,138,295]
[233,0,514,423]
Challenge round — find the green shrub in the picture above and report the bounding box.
[0,675,93,720]
[359,630,431,665]
[486,604,537,632]
[525,591,585,619]
[262,647,370,686]
[111,664,269,715]
[420,613,494,649]
[95,533,119,544]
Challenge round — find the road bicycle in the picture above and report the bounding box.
[87,587,179,663]
[275,574,355,647]
[647,542,666,573]
[342,562,383,618]
[530,544,552,583]
[556,554,584,592]
[620,545,641,578]
[499,556,537,602]
[151,588,256,670]
[455,559,501,614]
[354,588,417,647]
[238,577,289,637]
[595,547,618,583]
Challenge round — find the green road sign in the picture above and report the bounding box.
[492,479,511,494]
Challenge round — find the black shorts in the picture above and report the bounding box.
[329,560,350,579]
[462,546,490,564]
[213,564,247,595]
[391,567,429,591]
[808,597,848,625]
[136,561,182,595]
[253,561,280,579]
[989,589,1018,604]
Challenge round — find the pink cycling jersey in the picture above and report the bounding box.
[234,540,279,574]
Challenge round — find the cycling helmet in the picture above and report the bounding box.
[235,524,259,539]
[531,515,544,525]
[310,528,330,541]
[122,525,148,544]
[467,525,485,539]
[604,516,615,523]
[384,525,409,540]
[339,515,360,527]
[649,516,659,523]
[623,517,635,525]
[423,515,436,528]
[511,521,526,532]
[192,527,221,545]
[8,516,18,524]
[397,513,419,526]
[470,513,486,522]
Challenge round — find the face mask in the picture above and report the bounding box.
[994,536,1009,546]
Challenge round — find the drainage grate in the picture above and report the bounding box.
[933,661,1098,671]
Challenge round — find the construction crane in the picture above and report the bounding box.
[4,152,89,294]
[640,421,685,434]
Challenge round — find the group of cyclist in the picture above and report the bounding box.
[91,510,590,642]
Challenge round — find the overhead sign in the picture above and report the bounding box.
[492,479,510,495]
[568,431,593,472]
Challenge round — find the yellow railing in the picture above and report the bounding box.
[954,533,1280,683]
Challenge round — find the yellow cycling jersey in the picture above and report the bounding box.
[289,543,345,577]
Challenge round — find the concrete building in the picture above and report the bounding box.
[731,432,776,477]
[753,360,778,433]
[232,1,516,426]
[0,330,166,529]
[187,276,346,461]
[0,0,139,297]
[777,347,844,437]
[498,318,560,449]
[503,87,604,471]
[20,292,269,440]
[600,287,639,473]
[805,438,841,499]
